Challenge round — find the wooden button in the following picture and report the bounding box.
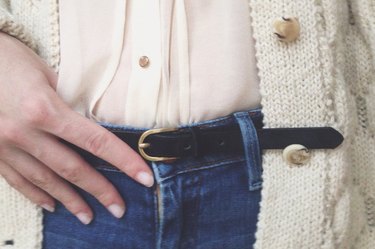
[273,17,300,42]
[139,56,150,68]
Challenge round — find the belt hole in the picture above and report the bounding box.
[218,139,226,146]
[4,240,14,245]
[183,143,192,151]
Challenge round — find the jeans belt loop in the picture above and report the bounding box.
[233,111,263,191]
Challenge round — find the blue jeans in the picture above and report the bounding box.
[42,107,264,249]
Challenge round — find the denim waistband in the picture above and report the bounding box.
[91,106,264,191]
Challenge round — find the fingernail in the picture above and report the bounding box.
[107,204,125,218]
[41,204,55,213]
[136,171,154,187]
[76,212,92,225]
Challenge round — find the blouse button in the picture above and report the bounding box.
[273,17,300,42]
[139,56,150,68]
[282,144,311,166]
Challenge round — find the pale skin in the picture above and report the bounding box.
[0,32,155,225]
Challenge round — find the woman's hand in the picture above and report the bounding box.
[0,32,154,224]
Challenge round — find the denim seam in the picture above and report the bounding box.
[248,118,262,178]
[233,112,263,191]
[183,174,203,249]
[244,119,262,189]
[176,155,244,170]
[157,158,246,182]
[93,154,244,174]
[153,187,159,249]
[151,162,163,185]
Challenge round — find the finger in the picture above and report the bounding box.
[16,131,126,219]
[44,102,155,188]
[43,66,58,90]
[1,148,94,224]
[0,159,55,213]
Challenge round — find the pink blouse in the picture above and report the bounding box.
[57,0,261,128]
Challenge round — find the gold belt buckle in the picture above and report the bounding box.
[138,127,180,161]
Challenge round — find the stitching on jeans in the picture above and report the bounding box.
[104,127,144,133]
[234,112,263,189]
[92,155,244,174]
[249,120,262,177]
[243,120,261,188]
[159,157,247,182]
[174,154,244,170]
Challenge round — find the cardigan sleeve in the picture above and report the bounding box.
[0,1,38,52]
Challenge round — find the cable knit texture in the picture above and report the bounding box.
[0,0,374,248]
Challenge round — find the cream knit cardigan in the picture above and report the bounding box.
[0,1,374,249]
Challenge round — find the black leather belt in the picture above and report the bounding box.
[63,122,344,162]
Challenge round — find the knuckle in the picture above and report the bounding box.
[20,95,54,127]
[58,165,82,183]
[53,121,74,138]
[85,131,111,155]
[1,124,23,145]
[28,172,52,190]
[31,147,47,162]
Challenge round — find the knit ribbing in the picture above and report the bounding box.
[0,6,38,52]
